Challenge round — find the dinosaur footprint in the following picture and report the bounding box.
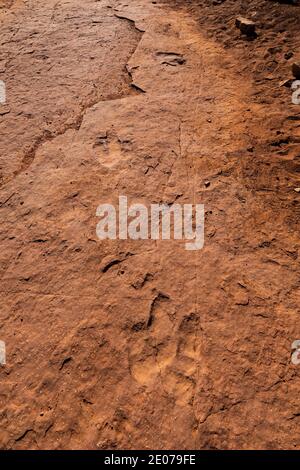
[94,132,130,168]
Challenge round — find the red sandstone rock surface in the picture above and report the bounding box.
[0,0,300,450]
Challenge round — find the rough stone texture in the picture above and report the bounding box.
[0,0,300,450]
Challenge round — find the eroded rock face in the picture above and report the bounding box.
[0,0,300,451]
[0,0,14,9]
[0,0,142,185]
